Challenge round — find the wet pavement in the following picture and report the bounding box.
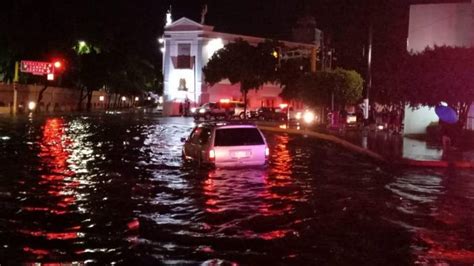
[0,113,473,265]
[333,129,474,162]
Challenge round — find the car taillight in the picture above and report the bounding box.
[209,149,216,161]
[265,147,270,158]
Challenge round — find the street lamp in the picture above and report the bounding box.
[302,110,315,137]
[28,101,36,111]
[303,111,315,124]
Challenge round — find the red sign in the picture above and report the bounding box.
[20,61,54,75]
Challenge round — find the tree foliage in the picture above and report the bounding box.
[0,0,162,110]
[298,68,364,108]
[203,39,278,109]
[277,58,310,100]
[373,46,474,126]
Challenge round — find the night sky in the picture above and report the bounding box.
[1,0,471,72]
[168,0,469,71]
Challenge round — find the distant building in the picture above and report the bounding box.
[0,83,110,114]
[407,2,474,52]
[161,17,317,116]
[404,1,474,134]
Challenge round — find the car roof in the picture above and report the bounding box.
[196,121,257,129]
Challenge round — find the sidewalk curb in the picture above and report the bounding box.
[258,125,474,169]
[257,125,386,162]
[401,159,474,169]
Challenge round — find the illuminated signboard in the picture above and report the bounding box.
[20,61,54,75]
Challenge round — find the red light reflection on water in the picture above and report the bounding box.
[398,172,474,264]
[21,118,81,257]
[271,134,293,176]
[202,135,299,241]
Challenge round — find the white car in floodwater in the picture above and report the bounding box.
[181,122,269,168]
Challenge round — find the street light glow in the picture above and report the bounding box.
[99,96,105,102]
[206,38,224,57]
[122,96,126,102]
[303,111,315,124]
[135,97,139,101]
[28,101,36,111]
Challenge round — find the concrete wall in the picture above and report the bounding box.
[403,105,439,135]
[408,3,474,53]
[0,83,123,114]
[467,104,474,130]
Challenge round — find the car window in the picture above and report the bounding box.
[214,128,264,146]
[190,127,202,144]
[199,127,212,145]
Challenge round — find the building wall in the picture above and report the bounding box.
[403,105,439,135]
[467,104,474,130]
[206,82,284,109]
[162,18,315,116]
[404,2,474,133]
[0,83,116,114]
[163,34,204,115]
[408,3,474,53]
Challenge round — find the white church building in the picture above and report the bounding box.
[160,17,317,116]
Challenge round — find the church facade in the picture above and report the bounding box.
[161,17,317,116]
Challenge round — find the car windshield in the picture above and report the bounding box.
[214,128,264,146]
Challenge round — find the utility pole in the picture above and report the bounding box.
[12,61,19,115]
[364,24,373,121]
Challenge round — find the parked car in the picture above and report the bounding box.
[256,107,287,121]
[181,122,270,168]
[228,101,249,119]
[192,102,234,120]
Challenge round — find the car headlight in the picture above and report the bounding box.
[303,111,315,124]
[191,107,197,113]
[295,112,302,120]
[199,108,205,114]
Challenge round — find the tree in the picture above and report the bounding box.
[298,68,364,109]
[277,57,310,100]
[406,46,474,127]
[376,46,474,127]
[203,39,278,114]
[372,51,410,108]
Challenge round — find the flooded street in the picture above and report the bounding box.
[0,113,473,265]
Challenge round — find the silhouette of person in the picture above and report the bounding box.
[179,102,184,116]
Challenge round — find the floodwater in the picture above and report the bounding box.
[0,113,473,265]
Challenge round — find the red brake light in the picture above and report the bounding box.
[209,149,216,161]
[265,147,270,158]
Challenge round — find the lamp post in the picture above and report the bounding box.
[12,62,19,115]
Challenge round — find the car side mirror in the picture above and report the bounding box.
[180,137,186,143]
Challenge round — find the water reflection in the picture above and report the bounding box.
[0,115,473,264]
[18,118,82,259]
[386,168,474,264]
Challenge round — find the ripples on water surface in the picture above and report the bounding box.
[0,114,473,265]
